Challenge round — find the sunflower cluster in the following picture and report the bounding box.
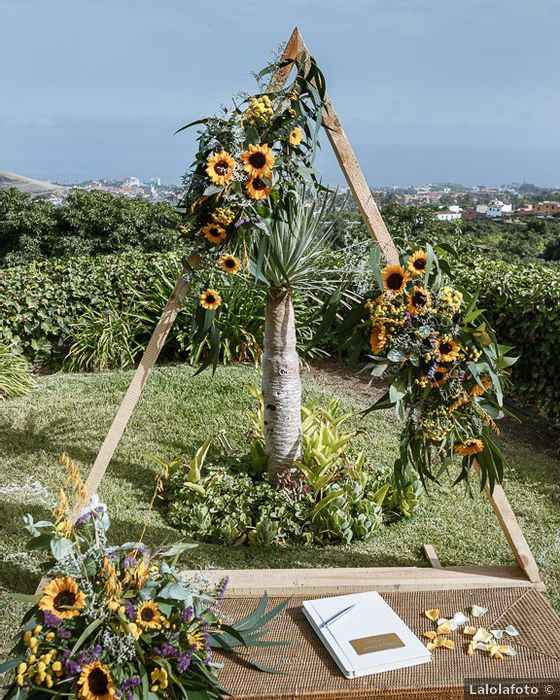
[366,248,516,489]
[6,489,280,700]
[174,52,325,344]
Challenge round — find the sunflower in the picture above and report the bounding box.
[406,286,431,315]
[205,151,236,187]
[218,254,241,275]
[431,365,449,387]
[436,336,461,363]
[454,438,484,456]
[288,127,303,146]
[370,322,388,354]
[245,176,271,200]
[381,264,409,294]
[39,577,86,620]
[199,289,222,310]
[136,601,163,630]
[201,223,227,246]
[407,250,428,277]
[78,661,114,700]
[241,144,275,177]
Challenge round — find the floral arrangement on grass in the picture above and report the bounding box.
[174,52,326,370]
[0,456,286,700]
[365,246,517,491]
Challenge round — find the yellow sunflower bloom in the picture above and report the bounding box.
[288,127,303,146]
[436,336,461,363]
[218,254,241,275]
[407,250,428,276]
[201,223,227,246]
[241,144,275,177]
[454,438,484,456]
[39,577,86,620]
[245,176,272,200]
[381,264,409,294]
[77,661,114,700]
[212,207,236,226]
[199,289,222,310]
[136,601,163,630]
[406,286,431,315]
[205,150,236,187]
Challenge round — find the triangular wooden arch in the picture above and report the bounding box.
[79,27,541,593]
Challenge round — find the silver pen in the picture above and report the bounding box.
[319,604,356,628]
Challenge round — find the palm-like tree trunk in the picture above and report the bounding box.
[262,289,302,479]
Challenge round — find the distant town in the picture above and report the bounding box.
[3,171,560,221]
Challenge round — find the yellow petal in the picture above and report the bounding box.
[437,622,452,635]
[494,651,504,661]
[425,608,440,621]
[426,641,437,651]
[463,626,477,636]
[467,641,476,656]
[439,638,455,650]
[423,631,438,640]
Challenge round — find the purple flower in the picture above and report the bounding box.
[216,576,229,600]
[161,642,178,658]
[427,363,437,380]
[125,601,136,620]
[63,657,82,676]
[77,644,102,665]
[58,627,71,639]
[42,611,62,627]
[181,606,193,623]
[120,676,141,700]
[177,651,192,673]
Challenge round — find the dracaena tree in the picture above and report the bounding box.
[245,187,342,477]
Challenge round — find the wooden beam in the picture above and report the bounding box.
[423,544,442,569]
[477,467,541,584]
[75,270,191,511]
[187,565,544,596]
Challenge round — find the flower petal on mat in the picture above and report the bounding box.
[464,626,477,636]
[452,612,468,627]
[437,622,453,635]
[471,605,488,618]
[423,631,438,640]
[491,629,504,640]
[505,625,519,637]
[473,627,493,644]
[425,608,440,621]
[499,645,516,657]
[467,641,476,655]
[439,638,455,650]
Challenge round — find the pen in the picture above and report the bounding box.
[319,604,356,628]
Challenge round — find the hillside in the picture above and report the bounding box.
[0,170,66,197]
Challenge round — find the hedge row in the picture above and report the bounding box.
[2,251,559,423]
[453,258,560,424]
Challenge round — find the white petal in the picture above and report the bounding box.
[491,629,504,640]
[471,605,488,618]
[505,625,519,637]
[453,612,468,627]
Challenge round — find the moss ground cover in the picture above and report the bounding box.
[0,364,558,659]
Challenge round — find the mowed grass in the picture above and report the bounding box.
[0,364,559,657]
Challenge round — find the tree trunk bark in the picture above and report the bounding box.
[262,289,302,480]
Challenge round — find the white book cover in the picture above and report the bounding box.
[303,591,431,679]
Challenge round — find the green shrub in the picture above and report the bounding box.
[164,397,404,546]
[0,343,34,399]
[453,258,560,424]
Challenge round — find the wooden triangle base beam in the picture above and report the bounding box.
[78,26,541,590]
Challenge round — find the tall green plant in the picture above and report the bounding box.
[0,343,34,399]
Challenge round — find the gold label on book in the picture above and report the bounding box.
[350,632,405,655]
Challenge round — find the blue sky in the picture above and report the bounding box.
[1,0,558,186]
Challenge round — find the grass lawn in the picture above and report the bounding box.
[1,364,559,657]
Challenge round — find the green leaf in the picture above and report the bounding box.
[70,618,102,655]
[0,657,25,674]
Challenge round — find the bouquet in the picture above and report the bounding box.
[1,456,286,700]
[365,246,517,492]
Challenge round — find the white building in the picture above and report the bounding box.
[435,210,462,222]
[486,200,513,218]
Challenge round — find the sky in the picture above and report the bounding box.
[1,0,559,187]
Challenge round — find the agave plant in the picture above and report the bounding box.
[245,186,346,478]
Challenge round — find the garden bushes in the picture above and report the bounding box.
[452,258,560,425]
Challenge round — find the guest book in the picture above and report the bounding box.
[302,591,431,678]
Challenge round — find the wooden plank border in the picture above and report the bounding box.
[77,26,541,590]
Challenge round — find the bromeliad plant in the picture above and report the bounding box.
[0,456,287,700]
[364,246,517,492]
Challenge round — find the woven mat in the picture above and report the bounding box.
[216,587,560,700]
